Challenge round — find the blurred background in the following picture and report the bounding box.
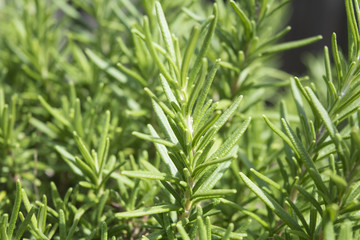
[283,0,347,75]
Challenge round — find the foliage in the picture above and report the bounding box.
[1,0,360,239]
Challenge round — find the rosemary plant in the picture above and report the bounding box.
[1,0,360,239]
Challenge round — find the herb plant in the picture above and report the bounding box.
[1,0,360,239]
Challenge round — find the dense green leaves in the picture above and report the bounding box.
[1,0,360,239]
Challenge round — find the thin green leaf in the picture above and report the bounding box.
[8,179,21,238]
[181,26,200,86]
[132,131,176,148]
[213,96,243,132]
[14,208,36,240]
[98,110,111,170]
[193,141,236,192]
[192,189,236,200]
[323,220,335,240]
[117,62,147,86]
[152,100,178,145]
[74,99,84,138]
[115,204,181,219]
[74,156,98,184]
[338,220,352,240]
[197,216,207,240]
[159,74,179,108]
[163,213,175,240]
[332,33,343,82]
[305,87,337,140]
[230,0,252,38]
[263,35,322,55]
[73,131,95,171]
[219,198,269,229]
[188,3,218,88]
[187,58,208,115]
[155,1,176,62]
[142,16,174,85]
[194,155,236,176]
[59,210,66,240]
[192,59,220,118]
[21,189,37,228]
[85,49,127,83]
[1,214,8,240]
[176,223,191,240]
[281,118,330,202]
[210,117,251,160]
[295,185,323,215]
[148,124,179,176]
[324,46,333,84]
[55,146,82,176]
[121,170,182,184]
[38,195,47,233]
[29,117,57,138]
[250,168,283,192]
[97,190,109,223]
[205,216,211,239]
[239,172,303,232]
[222,223,234,240]
[101,222,108,240]
[38,96,71,128]
[211,225,246,239]
[286,199,310,234]
[50,182,62,211]
[144,87,176,119]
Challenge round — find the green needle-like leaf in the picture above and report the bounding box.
[75,156,98,184]
[155,1,176,63]
[250,168,283,192]
[117,62,147,86]
[8,179,21,239]
[211,225,246,239]
[38,195,47,233]
[38,96,71,128]
[121,170,183,184]
[101,222,108,240]
[239,172,303,232]
[176,222,191,240]
[98,110,111,170]
[152,100,179,145]
[142,16,174,86]
[115,204,181,219]
[338,220,352,240]
[59,209,66,240]
[188,3,218,88]
[181,26,200,86]
[73,131,95,171]
[219,198,269,229]
[281,118,330,202]
[192,59,220,119]
[85,48,127,83]
[305,87,338,140]
[148,124,180,176]
[210,117,251,159]
[213,96,243,131]
[14,208,36,240]
[21,189,38,228]
[159,74,179,108]
[192,189,237,200]
[295,185,323,215]
[263,35,322,54]
[230,0,252,38]
[132,131,176,148]
[55,146,82,176]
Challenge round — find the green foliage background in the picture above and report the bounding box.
[1,0,360,239]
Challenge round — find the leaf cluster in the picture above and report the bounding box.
[1,0,360,239]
